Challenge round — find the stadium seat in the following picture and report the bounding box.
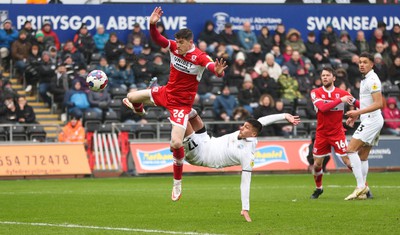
[146,107,163,122]
[84,110,102,131]
[98,123,113,133]
[8,125,28,141]
[0,126,7,141]
[27,125,47,142]
[109,99,123,115]
[104,110,120,124]
[90,52,102,65]
[201,98,214,109]
[135,124,156,139]
[200,109,215,121]
[110,87,128,100]
[228,86,239,96]
[159,122,172,139]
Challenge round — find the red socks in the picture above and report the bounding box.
[314,166,323,188]
[132,103,143,113]
[172,147,184,180]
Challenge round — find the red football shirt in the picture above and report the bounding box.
[165,40,213,105]
[311,86,350,136]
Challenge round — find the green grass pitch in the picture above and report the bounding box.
[0,172,399,235]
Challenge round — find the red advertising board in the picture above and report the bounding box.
[130,140,336,174]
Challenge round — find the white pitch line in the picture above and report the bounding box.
[0,221,224,235]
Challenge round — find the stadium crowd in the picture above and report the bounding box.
[0,18,400,137]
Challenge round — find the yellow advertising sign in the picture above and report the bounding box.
[0,143,91,176]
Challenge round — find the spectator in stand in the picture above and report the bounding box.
[305,31,329,68]
[253,94,277,136]
[374,53,389,84]
[255,53,281,82]
[131,35,144,55]
[334,67,351,88]
[120,86,148,130]
[151,53,170,86]
[1,95,18,123]
[33,30,46,53]
[132,54,153,89]
[48,45,60,65]
[63,54,77,81]
[72,65,90,93]
[11,30,31,80]
[213,42,231,63]
[22,20,36,44]
[197,70,217,103]
[295,67,313,97]
[95,56,114,79]
[213,85,238,122]
[274,23,286,45]
[58,112,85,143]
[278,65,302,100]
[319,23,338,46]
[246,43,264,68]
[284,50,305,76]
[37,51,56,108]
[285,28,306,55]
[272,33,286,54]
[336,30,358,63]
[109,56,134,90]
[139,43,153,61]
[127,22,148,46]
[61,40,86,68]
[382,97,400,136]
[198,20,219,54]
[390,24,400,49]
[63,79,90,117]
[238,21,258,52]
[237,74,261,114]
[271,45,284,66]
[354,30,370,54]
[24,44,41,93]
[321,35,341,67]
[0,19,19,71]
[225,51,247,88]
[218,22,241,58]
[88,87,111,118]
[1,80,18,100]
[253,66,280,99]
[49,64,69,109]
[122,43,137,65]
[388,55,400,86]
[73,23,95,64]
[374,42,392,67]
[16,95,36,124]
[274,99,294,137]
[93,24,109,54]
[377,21,391,43]
[41,20,60,50]
[369,28,389,52]
[346,54,363,85]
[258,26,273,54]
[104,32,125,65]
[282,45,293,63]
[389,43,399,63]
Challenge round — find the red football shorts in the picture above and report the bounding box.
[150,86,191,129]
[313,132,347,157]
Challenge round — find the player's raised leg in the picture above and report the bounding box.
[124,89,152,115]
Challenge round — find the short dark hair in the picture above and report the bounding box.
[174,28,193,41]
[246,118,262,136]
[322,66,336,77]
[359,52,374,62]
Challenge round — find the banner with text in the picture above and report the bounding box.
[0,4,399,44]
[130,140,323,174]
[0,143,91,176]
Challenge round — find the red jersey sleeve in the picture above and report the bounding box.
[150,23,169,48]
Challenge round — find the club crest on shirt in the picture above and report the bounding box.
[335,93,340,99]
[191,55,197,62]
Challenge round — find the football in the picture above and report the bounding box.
[86,70,108,92]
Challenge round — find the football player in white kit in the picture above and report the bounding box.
[183,109,300,222]
[345,52,384,200]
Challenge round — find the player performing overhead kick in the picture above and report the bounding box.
[123,6,228,201]
[183,109,300,222]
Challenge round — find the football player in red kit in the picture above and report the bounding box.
[124,6,227,201]
[309,67,354,199]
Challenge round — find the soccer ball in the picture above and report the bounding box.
[86,70,108,92]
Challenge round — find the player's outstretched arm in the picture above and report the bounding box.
[241,210,252,222]
[149,6,163,25]
[284,113,300,126]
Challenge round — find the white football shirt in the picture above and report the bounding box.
[359,69,382,120]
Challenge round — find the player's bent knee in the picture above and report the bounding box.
[170,139,183,149]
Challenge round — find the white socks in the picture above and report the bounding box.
[348,152,365,188]
[361,160,369,185]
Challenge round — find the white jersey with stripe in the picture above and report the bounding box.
[359,69,382,120]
